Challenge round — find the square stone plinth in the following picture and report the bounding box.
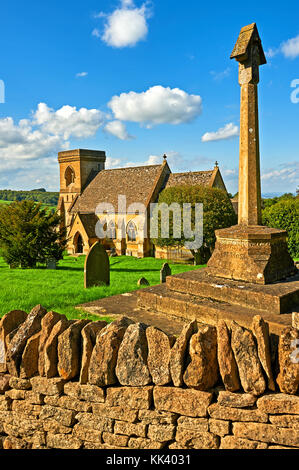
[206,225,297,285]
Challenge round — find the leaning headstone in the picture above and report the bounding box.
[0,310,27,373]
[160,263,171,283]
[137,277,149,286]
[46,258,57,270]
[84,242,110,288]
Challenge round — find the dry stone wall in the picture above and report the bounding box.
[0,305,299,450]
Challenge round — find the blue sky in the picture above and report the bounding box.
[0,0,298,195]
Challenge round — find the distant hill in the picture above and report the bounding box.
[0,189,59,206]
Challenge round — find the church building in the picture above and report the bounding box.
[57,149,227,260]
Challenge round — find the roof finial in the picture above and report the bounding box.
[163,154,167,160]
[215,161,219,167]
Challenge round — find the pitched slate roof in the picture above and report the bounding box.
[165,170,215,188]
[78,213,99,238]
[71,164,165,214]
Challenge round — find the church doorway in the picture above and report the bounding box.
[74,232,84,254]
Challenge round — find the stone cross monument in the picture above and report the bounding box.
[231,23,266,226]
[207,23,297,284]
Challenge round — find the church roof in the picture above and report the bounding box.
[165,170,215,188]
[71,164,166,214]
[78,213,99,238]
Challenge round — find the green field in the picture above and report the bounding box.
[0,200,57,212]
[0,255,203,321]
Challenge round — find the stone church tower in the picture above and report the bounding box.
[58,149,106,231]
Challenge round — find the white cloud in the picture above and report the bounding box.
[108,85,202,127]
[104,120,133,140]
[266,34,299,60]
[76,72,88,77]
[97,0,151,48]
[33,103,106,140]
[92,28,101,38]
[0,103,107,176]
[281,35,299,59]
[201,123,239,142]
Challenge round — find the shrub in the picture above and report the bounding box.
[262,198,299,258]
[151,185,237,263]
[0,200,66,268]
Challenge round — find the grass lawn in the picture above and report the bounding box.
[0,255,203,321]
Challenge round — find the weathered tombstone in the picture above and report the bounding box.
[160,263,171,283]
[137,277,149,286]
[46,258,57,270]
[84,241,110,288]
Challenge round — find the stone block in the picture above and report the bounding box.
[39,405,76,427]
[88,317,134,387]
[30,377,65,396]
[169,320,197,387]
[177,416,209,432]
[93,403,138,423]
[106,386,153,410]
[183,324,218,391]
[208,403,268,423]
[209,419,230,436]
[47,433,82,449]
[128,437,164,449]
[153,386,212,417]
[147,424,176,442]
[220,435,268,449]
[115,322,151,386]
[102,432,128,447]
[57,319,90,381]
[233,421,299,447]
[146,326,175,385]
[138,409,178,425]
[257,393,299,415]
[114,421,147,438]
[75,412,113,433]
[217,390,257,408]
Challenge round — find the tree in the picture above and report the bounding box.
[262,198,299,259]
[151,185,237,264]
[0,200,66,268]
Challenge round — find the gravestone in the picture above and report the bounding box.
[137,277,149,286]
[46,258,57,270]
[160,263,171,283]
[84,242,110,288]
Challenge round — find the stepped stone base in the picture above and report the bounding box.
[206,225,297,285]
[136,267,299,336]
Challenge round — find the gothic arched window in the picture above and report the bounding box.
[127,221,137,242]
[107,220,116,240]
[65,166,75,187]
